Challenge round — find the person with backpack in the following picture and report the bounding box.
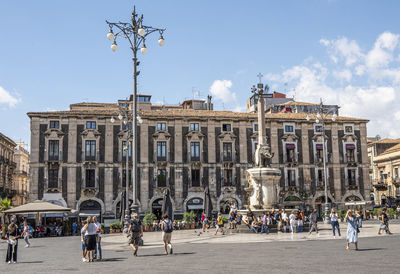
[161,213,173,255]
[127,213,143,257]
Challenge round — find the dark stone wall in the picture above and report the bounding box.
[201,127,208,163]
[338,130,344,163]
[325,130,332,163]
[295,129,303,163]
[308,130,314,164]
[169,167,175,199]
[113,125,120,162]
[113,167,119,200]
[340,168,345,195]
[182,127,188,163]
[215,127,221,163]
[38,167,44,199]
[278,129,284,163]
[235,166,241,194]
[137,126,141,163]
[203,167,209,188]
[62,167,67,201]
[246,128,253,164]
[168,126,175,162]
[76,125,84,163]
[279,167,285,190]
[148,126,155,163]
[137,167,141,202]
[359,167,364,198]
[329,167,334,194]
[98,167,105,202]
[61,125,69,163]
[216,166,221,197]
[355,130,362,163]
[39,124,47,163]
[76,167,81,201]
[298,167,304,192]
[98,125,105,162]
[233,128,240,163]
[148,167,154,200]
[182,167,188,200]
[310,168,315,194]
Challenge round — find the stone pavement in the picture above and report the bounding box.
[1,221,399,273]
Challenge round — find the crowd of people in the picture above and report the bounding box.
[80,216,102,262]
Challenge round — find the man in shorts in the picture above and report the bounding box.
[127,213,143,256]
[161,213,173,255]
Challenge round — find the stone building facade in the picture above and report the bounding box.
[12,143,30,206]
[0,132,17,199]
[28,96,370,220]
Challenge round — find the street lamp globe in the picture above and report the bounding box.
[138,27,145,37]
[118,113,123,120]
[141,45,148,54]
[158,37,165,47]
[107,30,115,41]
[332,114,337,121]
[316,118,320,124]
[306,114,310,121]
[111,41,118,52]
[110,116,115,123]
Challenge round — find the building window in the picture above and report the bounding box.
[315,143,323,163]
[287,169,296,187]
[222,124,231,132]
[122,141,132,158]
[48,169,58,188]
[285,143,296,162]
[317,169,324,188]
[157,122,166,131]
[344,124,354,134]
[122,169,132,187]
[157,141,167,161]
[191,169,200,187]
[86,121,96,129]
[138,96,150,102]
[348,169,356,187]
[223,169,233,186]
[345,144,355,162]
[86,169,95,188]
[395,167,399,181]
[85,140,96,161]
[48,140,59,161]
[122,122,132,131]
[49,121,59,129]
[223,143,232,162]
[157,169,167,187]
[314,124,323,134]
[284,124,294,134]
[190,142,200,161]
[396,186,400,196]
[190,123,199,131]
[253,123,258,133]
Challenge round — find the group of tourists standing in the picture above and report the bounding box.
[80,216,102,262]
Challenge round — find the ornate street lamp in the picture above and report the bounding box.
[307,99,337,224]
[106,6,165,229]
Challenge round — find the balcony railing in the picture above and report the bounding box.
[191,156,200,162]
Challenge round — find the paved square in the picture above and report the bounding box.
[1,222,400,273]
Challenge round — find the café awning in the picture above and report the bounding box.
[3,200,72,214]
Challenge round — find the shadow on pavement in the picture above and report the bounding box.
[98,257,127,262]
[356,248,384,252]
[139,252,195,257]
[18,261,44,264]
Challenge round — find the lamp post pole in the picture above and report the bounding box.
[106,6,166,221]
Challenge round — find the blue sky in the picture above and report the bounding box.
[1,0,400,147]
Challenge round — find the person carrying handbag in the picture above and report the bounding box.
[5,222,21,264]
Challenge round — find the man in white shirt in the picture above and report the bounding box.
[281,209,288,233]
[93,216,102,260]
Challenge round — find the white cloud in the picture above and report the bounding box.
[333,69,352,82]
[209,80,237,104]
[0,86,19,107]
[321,37,363,66]
[366,32,399,69]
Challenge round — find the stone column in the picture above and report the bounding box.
[270,122,279,164]
[174,121,183,211]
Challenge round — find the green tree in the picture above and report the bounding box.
[0,198,13,237]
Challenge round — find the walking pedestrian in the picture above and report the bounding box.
[275,210,282,232]
[330,209,341,238]
[22,220,31,248]
[93,216,102,260]
[127,213,143,257]
[81,217,97,262]
[378,207,392,235]
[355,209,363,228]
[161,213,173,255]
[345,210,359,250]
[281,209,288,233]
[289,210,296,233]
[5,222,21,264]
[81,220,87,262]
[308,209,318,235]
[214,214,225,235]
[201,212,208,232]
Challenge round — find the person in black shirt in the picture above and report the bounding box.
[378,208,392,235]
[127,213,143,256]
[5,222,21,263]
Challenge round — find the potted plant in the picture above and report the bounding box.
[110,221,122,233]
[183,211,196,229]
[143,213,156,232]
